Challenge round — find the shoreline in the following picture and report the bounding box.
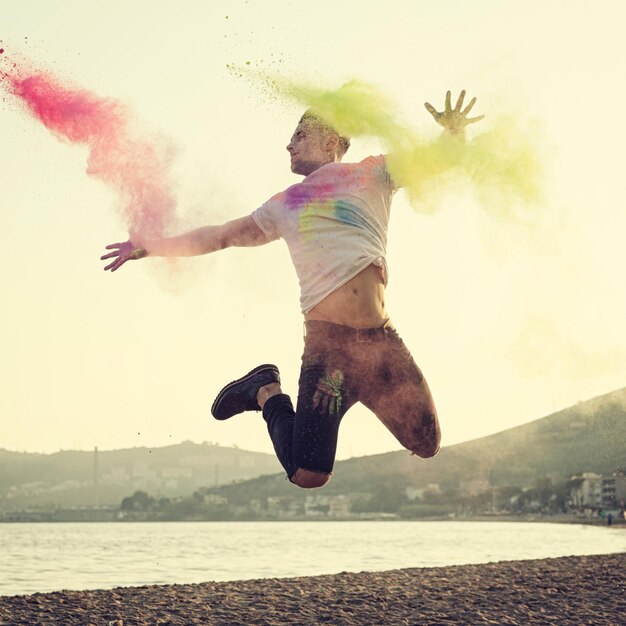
[0,514,623,527]
[1,553,624,625]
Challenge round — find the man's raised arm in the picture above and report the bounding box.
[101,215,268,272]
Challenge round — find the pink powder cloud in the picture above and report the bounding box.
[1,55,178,242]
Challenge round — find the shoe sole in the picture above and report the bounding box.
[211,364,279,420]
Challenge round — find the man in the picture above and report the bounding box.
[102,90,484,489]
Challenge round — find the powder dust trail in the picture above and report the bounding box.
[262,75,544,219]
[0,51,178,243]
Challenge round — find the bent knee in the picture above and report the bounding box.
[291,468,332,489]
[411,440,440,459]
[408,412,441,459]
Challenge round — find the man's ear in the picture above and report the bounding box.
[324,133,339,154]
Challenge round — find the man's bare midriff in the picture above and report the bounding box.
[304,264,388,328]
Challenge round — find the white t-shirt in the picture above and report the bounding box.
[251,155,397,314]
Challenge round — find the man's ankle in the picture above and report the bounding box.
[257,383,282,409]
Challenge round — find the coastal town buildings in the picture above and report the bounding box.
[570,473,603,509]
[600,471,626,509]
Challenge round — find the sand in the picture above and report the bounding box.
[1,553,624,625]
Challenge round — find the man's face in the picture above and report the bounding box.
[286,120,331,176]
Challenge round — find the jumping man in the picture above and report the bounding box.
[102,90,484,489]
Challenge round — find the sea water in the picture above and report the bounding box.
[1,520,624,596]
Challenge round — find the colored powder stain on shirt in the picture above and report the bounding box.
[298,201,336,240]
[285,181,336,210]
[297,200,368,236]
[284,165,374,211]
[297,200,374,245]
[333,200,371,230]
[286,158,387,211]
[288,160,388,238]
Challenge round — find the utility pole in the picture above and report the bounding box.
[94,446,100,507]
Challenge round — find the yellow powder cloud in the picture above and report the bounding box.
[271,76,544,219]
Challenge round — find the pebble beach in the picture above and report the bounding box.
[1,553,624,626]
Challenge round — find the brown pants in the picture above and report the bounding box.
[262,319,441,477]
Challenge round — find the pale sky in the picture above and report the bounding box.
[1,0,625,460]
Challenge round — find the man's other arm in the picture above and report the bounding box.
[101,215,269,272]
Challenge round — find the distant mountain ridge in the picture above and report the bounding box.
[0,441,281,511]
[2,386,625,512]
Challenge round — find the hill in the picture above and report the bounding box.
[0,441,281,511]
[213,386,626,503]
[3,386,624,514]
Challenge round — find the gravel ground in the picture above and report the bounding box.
[1,553,624,625]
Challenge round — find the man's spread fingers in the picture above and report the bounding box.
[467,114,485,124]
[320,395,329,414]
[455,90,466,112]
[424,102,438,118]
[105,243,122,250]
[445,90,452,111]
[100,251,118,260]
[312,391,321,410]
[462,97,477,115]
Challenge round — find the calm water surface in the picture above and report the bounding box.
[1,520,624,596]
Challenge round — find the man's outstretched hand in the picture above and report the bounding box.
[424,90,484,135]
[101,240,147,272]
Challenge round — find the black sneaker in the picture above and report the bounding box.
[211,364,281,420]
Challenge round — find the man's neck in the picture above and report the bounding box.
[302,157,340,177]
